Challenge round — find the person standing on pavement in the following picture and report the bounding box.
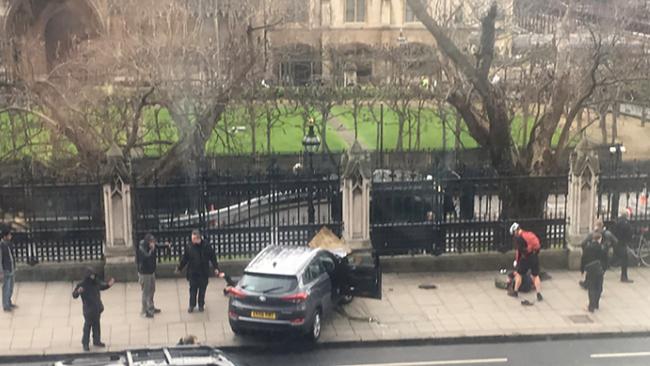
[136,233,170,318]
[72,267,115,351]
[581,231,608,312]
[508,223,543,302]
[176,229,224,313]
[610,208,634,283]
[579,220,618,289]
[0,224,17,312]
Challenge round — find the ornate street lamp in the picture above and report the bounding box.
[302,118,321,224]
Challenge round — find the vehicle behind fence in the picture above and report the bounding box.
[370,172,568,255]
[598,173,650,232]
[0,177,104,263]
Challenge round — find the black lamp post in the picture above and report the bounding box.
[609,143,626,220]
[302,118,321,224]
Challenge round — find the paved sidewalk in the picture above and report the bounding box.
[2,268,650,356]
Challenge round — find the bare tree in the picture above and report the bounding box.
[407,0,649,216]
[3,0,289,181]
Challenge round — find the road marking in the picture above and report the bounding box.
[591,351,650,359]
[335,358,508,366]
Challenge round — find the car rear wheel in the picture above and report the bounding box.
[306,309,322,342]
[229,320,244,336]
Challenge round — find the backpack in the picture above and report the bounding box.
[520,230,541,253]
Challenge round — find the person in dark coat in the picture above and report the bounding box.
[610,208,634,283]
[136,233,170,318]
[581,231,608,312]
[579,220,618,289]
[0,224,17,312]
[72,268,115,351]
[176,229,223,313]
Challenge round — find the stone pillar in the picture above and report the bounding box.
[566,139,600,270]
[341,141,372,249]
[102,144,137,281]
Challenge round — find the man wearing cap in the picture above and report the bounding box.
[508,223,543,302]
[611,208,634,283]
[0,224,17,312]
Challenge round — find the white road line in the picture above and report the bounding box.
[335,358,508,366]
[591,352,650,359]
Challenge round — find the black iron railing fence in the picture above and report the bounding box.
[598,174,650,232]
[370,174,568,255]
[132,172,342,260]
[0,179,104,263]
[4,167,650,263]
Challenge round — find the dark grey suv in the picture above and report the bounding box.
[227,245,381,341]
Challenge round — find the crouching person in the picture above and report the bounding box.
[72,268,115,351]
[581,231,608,312]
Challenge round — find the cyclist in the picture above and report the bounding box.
[508,223,543,302]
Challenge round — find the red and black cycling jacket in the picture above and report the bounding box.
[514,230,541,262]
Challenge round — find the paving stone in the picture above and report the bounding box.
[4,269,650,356]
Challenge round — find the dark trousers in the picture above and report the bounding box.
[82,314,101,346]
[189,276,208,309]
[586,271,604,311]
[614,244,629,280]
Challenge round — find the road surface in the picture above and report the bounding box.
[229,336,650,366]
[4,336,650,366]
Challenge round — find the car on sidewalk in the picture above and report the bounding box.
[52,345,247,366]
[227,245,382,341]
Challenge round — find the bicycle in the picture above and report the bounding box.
[633,227,650,267]
[610,227,650,268]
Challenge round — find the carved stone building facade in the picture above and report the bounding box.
[0,0,515,86]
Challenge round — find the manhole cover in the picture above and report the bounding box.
[568,315,593,324]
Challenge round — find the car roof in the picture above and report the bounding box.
[54,346,237,366]
[245,245,320,276]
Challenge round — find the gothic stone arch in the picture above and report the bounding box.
[5,0,103,77]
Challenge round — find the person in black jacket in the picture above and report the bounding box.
[136,233,170,318]
[579,220,618,289]
[0,224,17,312]
[611,208,634,283]
[72,268,115,351]
[581,231,608,312]
[176,229,223,313]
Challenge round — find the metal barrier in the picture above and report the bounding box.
[133,173,342,260]
[370,173,568,255]
[0,180,104,263]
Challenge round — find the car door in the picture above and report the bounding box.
[317,252,341,301]
[303,258,333,315]
[343,249,382,300]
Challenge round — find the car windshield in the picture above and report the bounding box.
[239,273,298,293]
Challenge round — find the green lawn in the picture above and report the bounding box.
[332,105,479,150]
[205,109,348,154]
[0,104,570,160]
[333,105,566,150]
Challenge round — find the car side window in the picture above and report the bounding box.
[302,259,325,284]
[319,254,336,274]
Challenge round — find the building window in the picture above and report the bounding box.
[405,2,417,23]
[286,1,309,23]
[345,0,366,23]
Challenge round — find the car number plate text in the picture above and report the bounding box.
[251,311,276,320]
